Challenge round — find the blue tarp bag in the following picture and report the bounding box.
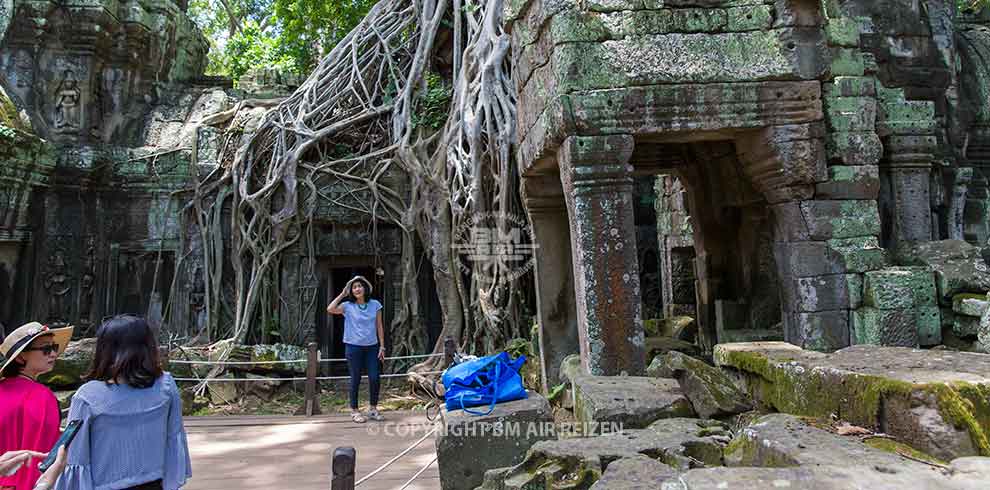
[442,351,528,415]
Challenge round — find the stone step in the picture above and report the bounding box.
[714,342,990,460]
[572,375,695,429]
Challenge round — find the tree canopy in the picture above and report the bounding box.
[187,0,377,80]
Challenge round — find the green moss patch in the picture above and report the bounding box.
[863,437,947,466]
[718,348,990,456]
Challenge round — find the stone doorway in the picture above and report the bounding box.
[316,259,377,376]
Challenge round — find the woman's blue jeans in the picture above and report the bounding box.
[344,343,381,410]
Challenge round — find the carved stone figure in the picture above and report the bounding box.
[53,70,81,131]
[43,250,71,323]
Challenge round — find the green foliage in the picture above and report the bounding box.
[959,0,990,12]
[412,73,452,131]
[188,0,376,80]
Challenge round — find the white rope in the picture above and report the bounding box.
[319,352,444,363]
[169,359,307,365]
[174,376,308,382]
[168,352,441,366]
[315,370,443,381]
[355,426,438,487]
[173,370,444,383]
[397,455,438,490]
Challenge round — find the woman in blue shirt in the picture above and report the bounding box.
[327,275,385,423]
[56,315,191,490]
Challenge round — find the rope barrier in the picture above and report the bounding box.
[173,370,444,383]
[168,352,442,366]
[168,359,307,365]
[397,456,438,490]
[319,352,444,363]
[315,370,443,381]
[354,426,438,487]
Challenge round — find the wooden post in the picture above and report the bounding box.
[296,342,322,416]
[331,446,356,490]
[444,336,456,366]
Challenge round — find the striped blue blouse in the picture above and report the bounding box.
[54,373,191,490]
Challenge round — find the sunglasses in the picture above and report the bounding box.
[24,344,59,355]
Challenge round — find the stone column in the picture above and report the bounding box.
[557,135,645,376]
[877,89,937,247]
[521,175,579,392]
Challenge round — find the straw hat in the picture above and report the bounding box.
[344,275,373,295]
[0,322,73,376]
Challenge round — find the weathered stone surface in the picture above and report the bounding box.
[714,342,990,460]
[645,336,700,360]
[573,375,695,429]
[864,267,937,309]
[726,413,932,471]
[588,455,678,489]
[39,338,96,389]
[955,314,981,338]
[895,241,990,302]
[478,418,731,489]
[667,464,981,490]
[529,29,826,97]
[954,294,989,318]
[647,351,752,419]
[772,200,881,241]
[814,165,881,200]
[438,393,554,490]
[775,237,885,277]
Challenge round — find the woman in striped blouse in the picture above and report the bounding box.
[55,315,191,490]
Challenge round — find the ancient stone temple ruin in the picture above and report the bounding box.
[511,0,990,384]
[0,0,423,359]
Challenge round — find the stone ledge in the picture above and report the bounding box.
[714,342,990,460]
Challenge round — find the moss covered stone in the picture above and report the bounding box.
[864,267,937,309]
[714,342,990,459]
[647,351,752,418]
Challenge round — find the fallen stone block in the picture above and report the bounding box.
[573,375,695,429]
[714,342,990,460]
[726,413,931,470]
[588,455,678,489]
[647,351,752,419]
[437,392,555,490]
[477,418,731,489]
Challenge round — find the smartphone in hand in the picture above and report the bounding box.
[38,419,82,472]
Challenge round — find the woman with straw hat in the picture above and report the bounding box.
[327,275,386,423]
[0,322,73,490]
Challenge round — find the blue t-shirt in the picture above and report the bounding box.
[342,299,382,346]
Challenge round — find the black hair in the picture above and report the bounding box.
[347,278,373,303]
[86,315,162,388]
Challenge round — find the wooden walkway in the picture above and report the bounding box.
[183,411,440,490]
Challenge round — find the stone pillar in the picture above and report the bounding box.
[877,88,937,247]
[557,135,645,376]
[521,175,579,392]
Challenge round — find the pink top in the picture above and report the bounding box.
[0,377,60,490]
